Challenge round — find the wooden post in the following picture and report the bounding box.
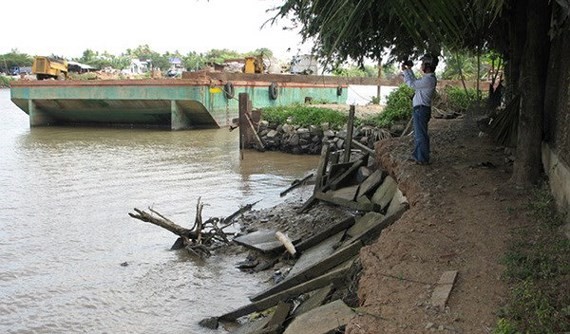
[238,93,249,159]
[314,141,331,192]
[344,105,355,163]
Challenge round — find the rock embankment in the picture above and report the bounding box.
[254,120,392,155]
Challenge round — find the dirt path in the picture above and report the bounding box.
[346,111,531,333]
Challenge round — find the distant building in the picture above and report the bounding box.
[125,59,150,74]
[290,55,322,75]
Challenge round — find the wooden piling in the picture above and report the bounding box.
[343,105,355,163]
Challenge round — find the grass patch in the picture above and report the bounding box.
[261,104,348,129]
[495,184,570,333]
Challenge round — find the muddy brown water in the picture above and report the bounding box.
[0,88,320,333]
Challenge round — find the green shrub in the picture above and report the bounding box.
[366,84,413,128]
[262,104,348,129]
[0,75,12,87]
[443,86,478,112]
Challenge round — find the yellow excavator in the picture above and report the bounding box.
[243,54,266,74]
[32,56,68,80]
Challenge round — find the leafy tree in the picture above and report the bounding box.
[0,49,33,71]
[183,51,207,71]
[204,49,242,64]
[270,0,558,186]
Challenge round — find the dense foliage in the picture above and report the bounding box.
[261,104,347,129]
[367,85,414,128]
[441,86,479,112]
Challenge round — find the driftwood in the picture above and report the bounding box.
[280,173,313,197]
[128,198,260,257]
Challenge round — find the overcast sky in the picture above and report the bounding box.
[2,0,312,60]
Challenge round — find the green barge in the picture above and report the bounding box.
[9,72,351,130]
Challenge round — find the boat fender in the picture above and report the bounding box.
[269,82,278,100]
[224,82,235,99]
[337,85,343,96]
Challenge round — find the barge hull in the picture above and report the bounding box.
[10,73,349,130]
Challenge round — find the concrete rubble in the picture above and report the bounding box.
[199,141,410,333]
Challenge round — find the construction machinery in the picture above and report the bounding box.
[243,54,266,74]
[32,56,68,80]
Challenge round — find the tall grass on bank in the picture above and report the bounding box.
[495,184,570,333]
[262,104,348,129]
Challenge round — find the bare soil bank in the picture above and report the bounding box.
[345,111,532,333]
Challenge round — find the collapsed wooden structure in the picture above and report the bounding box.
[201,105,412,333]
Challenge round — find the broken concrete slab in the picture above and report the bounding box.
[356,166,372,183]
[283,299,356,334]
[315,191,377,212]
[293,284,333,316]
[386,188,409,217]
[286,231,344,279]
[219,259,356,321]
[347,212,386,238]
[233,229,299,253]
[295,216,355,253]
[356,195,372,206]
[431,270,458,310]
[356,169,385,199]
[330,185,359,202]
[261,301,293,333]
[371,175,397,210]
[345,205,408,245]
[228,316,270,334]
[250,242,362,302]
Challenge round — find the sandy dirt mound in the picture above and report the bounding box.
[345,112,531,333]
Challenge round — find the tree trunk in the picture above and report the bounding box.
[505,0,527,102]
[511,0,551,185]
[376,57,382,103]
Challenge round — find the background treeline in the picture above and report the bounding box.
[1,45,500,80]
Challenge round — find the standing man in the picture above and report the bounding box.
[402,54,438,165]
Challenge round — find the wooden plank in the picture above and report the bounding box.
[250,241,363,302]
[244,112,265,151]
[294,216,355,252]
[329,162,354,180]
[280,173,313,197]
[314,142,331,192]
[350,139,375,156]
[431,270,458,310]
[219,259,356,321]
[343,106,355,163]
[238,93,248,151]
[297,194,317,214]
[328,158,364,191]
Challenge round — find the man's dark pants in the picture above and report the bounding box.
[412,105,431,163]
